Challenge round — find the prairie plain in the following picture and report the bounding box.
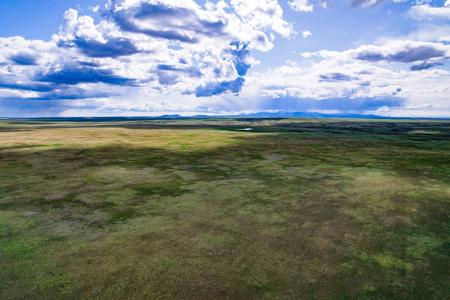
[0,118,449,299]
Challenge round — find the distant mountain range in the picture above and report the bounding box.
[4,111,449,121]
[151,111,386,120]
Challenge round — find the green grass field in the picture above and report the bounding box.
[0,119,449,299]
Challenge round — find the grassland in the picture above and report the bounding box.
[0,118,449,299]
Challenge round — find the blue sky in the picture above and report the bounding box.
[0,0,449,117]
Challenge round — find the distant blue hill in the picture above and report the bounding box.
[4,111,449,121]
[232,111,384,119]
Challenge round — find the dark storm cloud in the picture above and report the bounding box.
[72,37,140,58]
[9,53,37,65]
[109,2,227,43]
[156,64,202,77]
[0,79,54,92]
[319,72,359,82]
[36,65,135,86]
[156,64,202,85]
[356,45,447,63]
[410,61,443,71]
[32,89,114,100]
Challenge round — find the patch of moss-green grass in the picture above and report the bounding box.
[133,182,189,197]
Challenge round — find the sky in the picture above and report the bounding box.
[0,0,449,117]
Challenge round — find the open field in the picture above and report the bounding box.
[0,119,449,299]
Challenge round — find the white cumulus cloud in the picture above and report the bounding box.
[289,0,314,12]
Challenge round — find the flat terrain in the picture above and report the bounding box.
[0,119,449,299]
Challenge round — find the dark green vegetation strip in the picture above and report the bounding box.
[0,119,449,299]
